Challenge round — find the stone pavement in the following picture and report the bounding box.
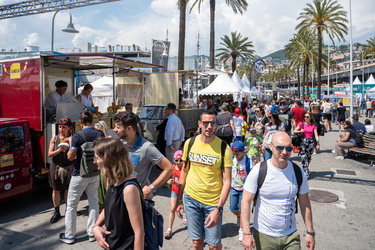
[1,116,374,250]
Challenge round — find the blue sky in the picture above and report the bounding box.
[0,0,374,57]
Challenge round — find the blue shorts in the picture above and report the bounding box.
[171,191,178,198]
[184,193,223,247]
[229,188,243,212]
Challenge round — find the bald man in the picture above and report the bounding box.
[241,132,315,250]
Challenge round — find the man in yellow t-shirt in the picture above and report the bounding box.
[176,110,233,250]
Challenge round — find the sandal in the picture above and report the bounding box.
[164,228,172,239]
[183,219,187,225]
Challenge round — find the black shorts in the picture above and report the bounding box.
[323,113,332,121]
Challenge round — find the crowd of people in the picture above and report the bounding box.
[47,87,375,250]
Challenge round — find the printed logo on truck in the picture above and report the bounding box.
[1,154,14,168]
[2,61,28,79]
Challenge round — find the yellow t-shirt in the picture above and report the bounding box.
[182,136,233,206]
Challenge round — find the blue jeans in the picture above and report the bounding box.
[184,193,223,247]
[230,188,243,212]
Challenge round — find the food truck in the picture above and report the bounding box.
[0,53,158,201]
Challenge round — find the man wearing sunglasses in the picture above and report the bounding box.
[241,132,315,250]
[176,110,233,250]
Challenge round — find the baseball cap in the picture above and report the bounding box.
[250,126,256,131]
[234,108,241,116]
[231,141,245,151]
[173,150,183,159]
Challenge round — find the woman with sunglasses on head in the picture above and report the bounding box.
[92,137,144,250]
[293,112,319,177]
[262,112,285,160]
[251,106,268,139]
[48,117,74,223]
[164,150,185,239]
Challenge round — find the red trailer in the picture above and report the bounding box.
[0,54,159,201]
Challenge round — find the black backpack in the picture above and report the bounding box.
[253,160,303,213]
[77,130,102,177]
[355,132,364,148]
[123,181,163,250]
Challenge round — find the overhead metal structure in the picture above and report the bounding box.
[0,0,120,20]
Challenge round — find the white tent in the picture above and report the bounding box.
[232,71,251,97]
[198,70,241,101]
[79,76,114,113]
[365,74,375,84]
[241,74,250,88]
[353,76,362,85]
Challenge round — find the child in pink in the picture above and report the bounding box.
[164,150,184,239]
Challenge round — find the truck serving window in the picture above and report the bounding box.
[0,126,25,153]
[139,106,164,120]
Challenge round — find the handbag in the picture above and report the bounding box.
[292,122,304,147]
[319,124,326,136]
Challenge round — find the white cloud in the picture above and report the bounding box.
[23,33,39,46]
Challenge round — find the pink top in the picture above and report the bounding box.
[298,122,317,139]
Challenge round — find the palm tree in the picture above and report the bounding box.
[178,0,187,70]
[190,0,248,75]
[216,31,255,72]
[363,37,375,59]
[296,0,348,99]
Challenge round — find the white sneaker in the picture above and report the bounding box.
[238,229,243,242]
[332,149,336,153]
[335,156,344,160]
[313,151,317,155]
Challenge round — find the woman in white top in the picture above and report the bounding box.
[76,83,94,107]
[365,119,374,133]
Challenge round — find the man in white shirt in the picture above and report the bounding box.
[45,80,68,116]
[321,98,333,132]
[164,103,185,164]
[241,132,315,250]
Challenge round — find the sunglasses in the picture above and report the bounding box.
[174,159,183,163]
[256,110,260,112]
[304,116,310,118]
[272,143,293,152]
[59,118,70,123]
[250,131,256,134]
[267,116,272,119]
[202,121,217,127]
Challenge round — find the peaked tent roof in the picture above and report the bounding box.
[365,74,375,84]
[242,74,250,88]
[198,71,240,96]
[232,71,251,94]
[353,76,362,85]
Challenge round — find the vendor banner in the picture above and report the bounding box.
[352,84,375,93]
[152,40,171,73]
[250,59,266,88]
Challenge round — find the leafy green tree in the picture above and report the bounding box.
[296,0,348,98]
[216,31,255,72]
[363,37,375,59]
[190,0,248,75]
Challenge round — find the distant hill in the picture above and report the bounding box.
[262,49,287,62]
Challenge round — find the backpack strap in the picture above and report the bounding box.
[252,160,267,212]
[77,130,88,142]
[220,139,227,171]
[184,135,197,171]
[245,156,251,174]
[292,161,303,214]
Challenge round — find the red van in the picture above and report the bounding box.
[0,118,33,201]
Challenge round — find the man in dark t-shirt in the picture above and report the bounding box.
[60,109,104,244]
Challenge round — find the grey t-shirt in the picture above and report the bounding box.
[216,112,233,137]
[128,133,164,186]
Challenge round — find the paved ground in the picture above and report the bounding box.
[1,116,375,250]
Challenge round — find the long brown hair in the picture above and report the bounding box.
[304,112,316,125]
[94,137,134,186]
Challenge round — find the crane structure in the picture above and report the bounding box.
[0,0,120,20]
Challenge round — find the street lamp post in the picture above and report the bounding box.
[349,0,354,119]
[51,9,79,52]
[328,46,330,96]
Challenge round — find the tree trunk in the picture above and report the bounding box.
[306,63,310,95]
[209,0,215,83]
[297,66,301,98]
[317,28,323,99]
[177,0,186,71]
[232,55,237,73]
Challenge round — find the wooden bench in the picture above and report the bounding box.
[348,133,375,166]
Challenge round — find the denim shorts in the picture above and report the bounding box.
[184,193,223,247]
[171,191,178,198]
[230,188,243,212]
